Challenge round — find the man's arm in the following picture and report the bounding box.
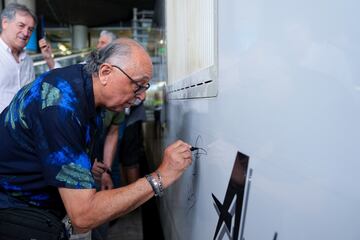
[100,124,119,190]
[59,177,153,233]
[59,140,192,233]
[38,38,57,69]
[91,159,108,182]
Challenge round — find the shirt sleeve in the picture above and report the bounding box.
[53,61,62,69]
[34,106,95,189]
[25,58,35,85]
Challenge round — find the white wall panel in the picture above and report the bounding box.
[162,0,360,239]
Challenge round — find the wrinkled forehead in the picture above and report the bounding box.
[14,11,35,25]
[134,53,153,81]
[143,61,153,80]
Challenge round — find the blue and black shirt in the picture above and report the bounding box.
[0,64,101,214]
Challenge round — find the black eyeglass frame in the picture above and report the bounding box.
[111,65,150,94]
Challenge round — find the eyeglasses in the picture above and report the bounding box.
[111,65,150,94]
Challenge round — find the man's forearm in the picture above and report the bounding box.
[59,140,192,233]
[59,174,156,233]
[45,57,55,69]
[102,125,119,168]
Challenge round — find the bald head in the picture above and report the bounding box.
[85,38,152,79]
[89,38,153,112]
[110,38,152,78]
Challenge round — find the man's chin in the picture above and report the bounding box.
[106,102,132,112]
[108,106,126,112]
[16,44,27,51]
[16,39,28,48]
[124,103,132,108]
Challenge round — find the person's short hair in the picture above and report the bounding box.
[99,30,117,42]
[0,3,38,28]
[84,41,132,75]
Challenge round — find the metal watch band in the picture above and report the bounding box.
[145,174,163,197]
[155,171,164,194]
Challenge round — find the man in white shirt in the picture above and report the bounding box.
[0,4,62,113]
[0,3,37,112]
[0,3,37,113]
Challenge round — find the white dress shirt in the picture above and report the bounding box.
[0,37,35,113]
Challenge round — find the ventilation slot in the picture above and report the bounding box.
[168,80,213,94]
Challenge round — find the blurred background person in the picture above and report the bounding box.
[0,3,37,113]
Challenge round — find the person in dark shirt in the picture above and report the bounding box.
[0,38,192,239]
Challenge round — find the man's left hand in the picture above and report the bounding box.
[101,173,114,190]
[92,159,108,182]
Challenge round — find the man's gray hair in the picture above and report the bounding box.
[99,30,117,42]
[1,3,37,26]
[84,41,132,75]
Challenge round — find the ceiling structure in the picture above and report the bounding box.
[36,0,163,28]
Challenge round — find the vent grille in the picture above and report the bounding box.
[168,80,213,94]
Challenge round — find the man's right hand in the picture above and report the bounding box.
[156,140,193,188]
[39,38,52,59]
[38,38,55,69]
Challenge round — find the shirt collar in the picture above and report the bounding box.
[81,65,97,120]
[0,37,27,61]
[0,37,11,53]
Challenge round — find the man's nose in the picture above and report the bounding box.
[23,28,32,37]
[138,91,146,101]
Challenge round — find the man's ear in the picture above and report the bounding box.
[98,64,112,85]
[1,18,9,31]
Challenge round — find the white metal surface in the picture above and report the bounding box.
[166,0,218,98]
[161,0,360,239]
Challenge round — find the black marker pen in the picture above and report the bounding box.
[190,147,199,151]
